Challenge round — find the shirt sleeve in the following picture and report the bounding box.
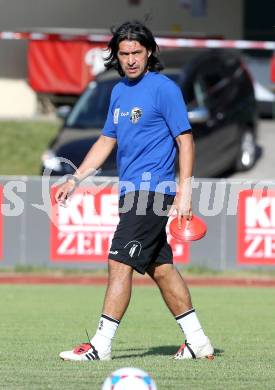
[157,80,191,138]
[102,89,117,139]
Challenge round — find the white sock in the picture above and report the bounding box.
[175,308,207,345]
[91,314,120,351]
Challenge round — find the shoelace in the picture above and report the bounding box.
[72,329,93,354]
[175,340,196,359]
[175,344,186,356]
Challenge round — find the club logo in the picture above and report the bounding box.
[130,107,142,124]
[124,240,142,258]
[129,244,138,257]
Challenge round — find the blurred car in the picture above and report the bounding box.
[243,54,275,118]
[41,48,258,178]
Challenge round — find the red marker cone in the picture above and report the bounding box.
[169,215,207,242]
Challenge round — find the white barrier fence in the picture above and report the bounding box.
[1,30,275,50]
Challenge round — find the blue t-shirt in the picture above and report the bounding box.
[102,71,191,196]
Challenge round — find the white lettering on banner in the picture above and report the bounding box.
[57,231,114,256]
[52,190,118,261]
[58,193,119,226]
[244,235,275,258]
[58,194,99,225]
[57,232,75,255]
[245,197,275,227]
[238,190,275,265]
[101,194,118,225]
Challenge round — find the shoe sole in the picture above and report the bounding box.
[173,348,215,360]
[59,355,112,361]
[174,355,214,360]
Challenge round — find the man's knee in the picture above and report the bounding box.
[148,263,174,282]
[108,259,133,280]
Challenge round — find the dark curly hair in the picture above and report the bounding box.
[104,21,163,76]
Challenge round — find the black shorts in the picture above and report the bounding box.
[108,191,175,274]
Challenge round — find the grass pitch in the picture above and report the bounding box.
[0,284,274,390]
[0,120,58,175]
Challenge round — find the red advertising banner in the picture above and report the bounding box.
[0,186,2,260]
[50,187,189,264]
[28,41,106,94]
[238,189,275,265]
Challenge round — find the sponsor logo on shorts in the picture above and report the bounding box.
[109,250,118,255]
[130,107,142,124]
[124,240,142,258]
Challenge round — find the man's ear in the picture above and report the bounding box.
[147,50,152,58]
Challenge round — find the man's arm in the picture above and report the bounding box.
[175,131,195,226]
[72,135,116,181]
[54,135,116,204]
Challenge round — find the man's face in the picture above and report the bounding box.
[117,40,151,80]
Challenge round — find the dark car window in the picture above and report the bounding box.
[199,61,226,93]
[65,79,117,129]
[223,53,241,76]
[194,59,231,109]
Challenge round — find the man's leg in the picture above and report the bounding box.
[147,263,192,315]
[102,259,134,319]
[59,260,133,361]
[147,263,214,359]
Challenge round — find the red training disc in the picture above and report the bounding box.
[169,215,207,242]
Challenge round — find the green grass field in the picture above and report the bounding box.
[0,285,274,390]
[0,120,59,175]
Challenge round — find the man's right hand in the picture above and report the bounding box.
[54,179,77,206]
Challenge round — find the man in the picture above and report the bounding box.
[56,21,214,361]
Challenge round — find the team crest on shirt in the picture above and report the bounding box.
[130,107,142,124]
